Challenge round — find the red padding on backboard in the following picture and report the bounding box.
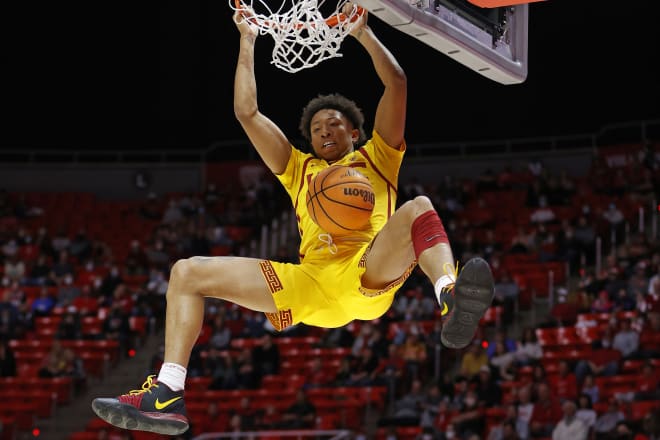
[468,0,544,7]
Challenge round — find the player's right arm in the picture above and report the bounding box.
[233,11,291,175]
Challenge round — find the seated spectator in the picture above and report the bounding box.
[460,340,489,379]
[489,341,516,382]
[514,327,543,367]
[30,286,56,317]
[472,365,502,407]
[450,389,485,439]
[386,378,426,426]
[593,398,625,440]
[0,339,16,377]
[486,403,527,440]
[194,402,227,435]
[579,373,600,404]
[57,274,82,308]
[530,196,557,224]
[549,359,578,401]
[303,356,332,389]
[251,332,279,376]
[529,382,562,438]
[591,290,614,313]
[635,361,659,401]
[612,318,640,359]
[551,399,588,440]
[281,389,316,429]
[575,394,597,432]
[56,307,83,340]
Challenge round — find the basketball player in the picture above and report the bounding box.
[91,6,495,436]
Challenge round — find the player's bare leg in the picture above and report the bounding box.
[363,195,494,349]
[92,256,276,435]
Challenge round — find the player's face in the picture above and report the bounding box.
[309,109,357,163]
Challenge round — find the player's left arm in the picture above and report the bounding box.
[349,8,407,150]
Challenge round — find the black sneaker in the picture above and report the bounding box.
[91,375,189,435]
[438,257,494,349]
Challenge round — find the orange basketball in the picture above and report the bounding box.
[306,165,375,235]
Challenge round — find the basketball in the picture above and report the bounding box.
[306,166,375,235]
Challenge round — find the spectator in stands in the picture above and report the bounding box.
[573,215,596,263]
[591,290,614,313]
[103,302,131,356]
[489,340,516,381]
[0,339,16,377]
[69,227,92,261]
[281,389,316,429]
[472,365,502,407]
[574,346,620,384]
[529,382,562,438]
[333,355,353,387]
[251,332,280,376]
[56,306,83,340]
[207,315,232,351]
[486,403,527,440]
[612,317,640,359]
[513,327,543,367]
[459,340,489,379]
[124,240,149,276]
[579,373,600,404]
[551,399,588,440]
[204,347,237,390]
[57,273,82,308]
[515,384,534,438]
[3,252,26,284]
[234,346,259,389]
[635,361,659,401]
[257,403,282,430]
[38,339,75,378]
[550,359,578,401]
[30,285,56,317]
[575,393,597,433]
[303,356,332,389]
[0,289,22,340]
[401,333,427,384]
[450,388,485,439]
[493,273,520,324]
[373,343,405,401]
[387,378,426,426]
[99,265,124,299]
[593,398,625,440]
[194,401,227,435]
[529,196,557,225]
[487,329,517,359]
[29,253,56,286]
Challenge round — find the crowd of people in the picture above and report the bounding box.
[0,143,659,439]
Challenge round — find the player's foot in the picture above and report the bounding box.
[91,375,189,435]
[438,257,494,349]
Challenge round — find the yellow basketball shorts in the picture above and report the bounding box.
[259,243,416,330]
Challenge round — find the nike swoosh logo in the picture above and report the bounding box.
[155,396,182,410]
[440,302,449,316]
[425,234,443,242]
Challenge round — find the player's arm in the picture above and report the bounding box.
[233,12,292,175]
[349,9,407,150]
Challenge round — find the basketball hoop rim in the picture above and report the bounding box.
[233,0,365,28]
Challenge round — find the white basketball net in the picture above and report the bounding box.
[231,0,362,73]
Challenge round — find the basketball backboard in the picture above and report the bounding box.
[356,0,528,84]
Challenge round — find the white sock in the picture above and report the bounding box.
[157,362,187,391]
[434,274,455,303]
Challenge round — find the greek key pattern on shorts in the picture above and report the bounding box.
[265,309,293,331]
[260,260,283,293]
[359,261,417,298]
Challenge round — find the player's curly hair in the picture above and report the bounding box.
[298,93,367,147]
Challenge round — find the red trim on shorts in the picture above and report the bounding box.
[293,156,314,211]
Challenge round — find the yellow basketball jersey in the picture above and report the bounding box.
[276,131,406,261]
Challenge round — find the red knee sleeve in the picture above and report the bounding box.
[411,210,449,258]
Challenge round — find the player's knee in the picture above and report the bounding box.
[412,195,433,212]
[169,258,194,288]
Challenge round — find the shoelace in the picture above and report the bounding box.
[316,233,337,255]
[442,261,459,287]
[128,374,159,395]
